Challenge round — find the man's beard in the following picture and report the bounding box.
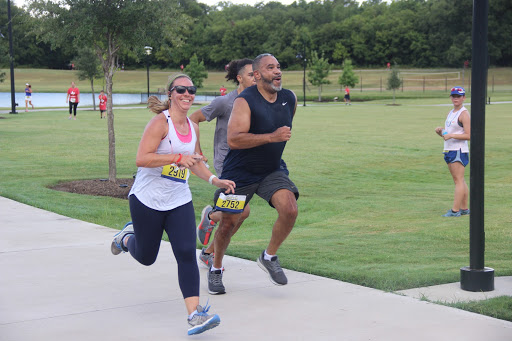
[262,74,282,92]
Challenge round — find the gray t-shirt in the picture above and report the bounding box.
[201,89,238,176]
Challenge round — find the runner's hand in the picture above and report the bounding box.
[213,178,235,194]
[178,154,200,168]
[271,126,291,142]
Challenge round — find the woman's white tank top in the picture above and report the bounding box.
[444,106,469,152]
[129,111,197,211]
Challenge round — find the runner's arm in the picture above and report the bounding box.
[189,109,208,162]
[227,97,291,150]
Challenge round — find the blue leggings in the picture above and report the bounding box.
[127,194,199,299]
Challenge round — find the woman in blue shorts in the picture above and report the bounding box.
[435,86,471,217]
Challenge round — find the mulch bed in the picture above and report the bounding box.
[50,178,135,199]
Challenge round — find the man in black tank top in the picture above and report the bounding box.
[207,53,300,294]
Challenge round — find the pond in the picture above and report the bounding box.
[1,92,217,108]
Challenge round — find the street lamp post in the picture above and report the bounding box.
[296,47,306,107]
[144,46,153,99]
[8,0,17,114]
[302,47,306,107]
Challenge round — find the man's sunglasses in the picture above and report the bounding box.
[170,85,197,95]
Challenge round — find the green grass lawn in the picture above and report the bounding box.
[441,296,512,323]
[1,100,511,293]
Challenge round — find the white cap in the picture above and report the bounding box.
[26,83,29,86]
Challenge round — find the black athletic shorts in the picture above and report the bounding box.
[212,170,299,212]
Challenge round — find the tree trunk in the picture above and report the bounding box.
[106,66,116,182]
[90,79,96,110]
[98,36,118,183]
[393,89,396,104]
[318,85,322,102]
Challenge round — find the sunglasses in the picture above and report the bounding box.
[170,85,197,95]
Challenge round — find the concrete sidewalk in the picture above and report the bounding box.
[1,196,511,341]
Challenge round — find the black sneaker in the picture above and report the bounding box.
[207,267,226,295]
[257,251,288,285]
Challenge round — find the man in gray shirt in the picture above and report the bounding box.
[189,59,255,271]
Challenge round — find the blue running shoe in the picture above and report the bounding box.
[442,210,461,217]
[111,222,134,255]
[460,209,470,215]
[187,303,221,335]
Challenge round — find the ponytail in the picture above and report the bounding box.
[147,96,169,114]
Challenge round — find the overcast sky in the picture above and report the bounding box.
[198,0,305,6]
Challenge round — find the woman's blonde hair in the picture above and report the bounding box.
[147,73,193,114]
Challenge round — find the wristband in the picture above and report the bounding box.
[208,175,217,185]
[176,153,182,164]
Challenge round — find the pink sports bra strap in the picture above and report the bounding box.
[174,119,192,143]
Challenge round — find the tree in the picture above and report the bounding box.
[75,48,102,110]
[387,68,402,105]
[0,43,6,82]
[29,0,185,182]
[338,59,359,89]
[307,51,331,102]
[184,54,208,88]
[332,42,349,65]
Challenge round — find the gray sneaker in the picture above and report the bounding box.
[111,222,134,255]
[197,205,217,246]
[187,304,221,335]
[199,248,214,268]
[207,267,226,295]
[257,251,288,285]
[460,209,470,215]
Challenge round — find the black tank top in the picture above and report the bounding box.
[221,85,295,187]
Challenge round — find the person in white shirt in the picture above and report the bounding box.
[435,86,471,217]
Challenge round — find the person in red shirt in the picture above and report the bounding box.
[344,86,351,105]
[99,90,107,119]
[219,85,227,96]
[66,82,80,120]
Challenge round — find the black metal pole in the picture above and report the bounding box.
[8,0,17,114]
[460,0,494,292]
[302,45,306,107]
[146,57,150,98]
